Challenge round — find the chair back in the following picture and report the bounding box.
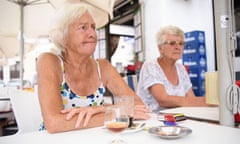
[0,87,12,112]
[0,87,10,98]
[9,89,43,134]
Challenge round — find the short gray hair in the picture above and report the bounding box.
[49,3,91,54]
[156,25,185,45]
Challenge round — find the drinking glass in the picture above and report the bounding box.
[114,95,134,127]
[104,105,129,144]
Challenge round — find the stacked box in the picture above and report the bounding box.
[183,31,207,96]
[188,66,206,96]
[182,42,207,68]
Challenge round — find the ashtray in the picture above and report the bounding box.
[148,126,192,139]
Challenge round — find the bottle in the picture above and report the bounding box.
[199,45,205,55]
[198,32,204,43]
[200,57,206,68]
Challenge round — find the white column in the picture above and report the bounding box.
[213,0,235,127]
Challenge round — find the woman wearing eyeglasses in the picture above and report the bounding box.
[136,25,208,113]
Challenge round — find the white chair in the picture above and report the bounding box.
[0,87,11,112]
[0,87,10,98]
[0,87,14,121]
[9,88,43,134]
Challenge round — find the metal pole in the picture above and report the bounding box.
[213,0,235,127]
[7,0,51,89]
[20,1,24,89]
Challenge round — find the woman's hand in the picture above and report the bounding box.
[61,106,105,128]
[134,105,151,120]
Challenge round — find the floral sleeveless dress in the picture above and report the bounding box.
[39,57,105,130]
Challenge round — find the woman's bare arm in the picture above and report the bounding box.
[99,59,151,119]
[37,53,105,133]
[149,84,208,108]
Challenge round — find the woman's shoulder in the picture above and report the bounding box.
[175,62,186,70]
[95,59,117,76]
[175,62,189,76]
[38,52,58,59]
[143,58,158,65]
[96,58,112,67]
[142,58,159,70]
[37,52,60,66]
[96,58,110,63]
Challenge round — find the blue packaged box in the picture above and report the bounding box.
[182,32,207,68]
[182,55,207,68]
[183,41,206,56]
[187,66,206,96]
[184,30,205,43]
[188,66,207,80]
[191,79,205,96]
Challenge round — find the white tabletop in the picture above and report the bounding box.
[0,113,239,144]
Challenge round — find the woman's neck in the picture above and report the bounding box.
[62,52,92,71]
[158,57,176,70]
[158,57,179,85]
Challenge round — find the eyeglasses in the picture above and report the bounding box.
[163,41,185,47]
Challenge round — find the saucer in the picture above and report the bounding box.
[148,126,192,139]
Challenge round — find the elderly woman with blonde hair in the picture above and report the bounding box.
[37,2,150,133]
[137,25,209,113]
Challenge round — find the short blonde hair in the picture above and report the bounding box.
[49,3,92,54]
[156,25,185,45]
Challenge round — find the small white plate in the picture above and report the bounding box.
[122,122,146,134]
[148,126,192,139]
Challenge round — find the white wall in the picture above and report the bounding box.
[141,0,216,71]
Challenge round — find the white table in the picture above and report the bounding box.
[0,113,239,144]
